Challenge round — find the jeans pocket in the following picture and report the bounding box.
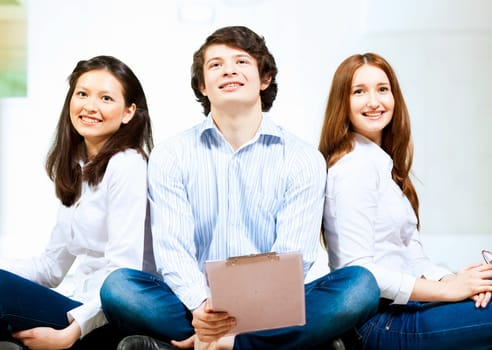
[355,321,374,350]
[383,313,395,331]
[355,311,396,350]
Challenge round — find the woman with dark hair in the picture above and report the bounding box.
[320,52,492,349]
[0,55,153,350]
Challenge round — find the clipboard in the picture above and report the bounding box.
[204,251,306,335]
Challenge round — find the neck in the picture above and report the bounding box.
[84,141,102,160]
[211,104,263,150]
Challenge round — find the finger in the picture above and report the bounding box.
[171,334,195,349]
[479,277,492,286]
[195,331,228,344]
[194,320,235,341]
[204,299,214,313]
[481,292,492,308]
[472,294,479,302]
[461,263,483,272]
[11,330,31,340]
[477,286,492,297]
[474,293,484,308]
[12,326,41,338]
[482,271,492,280]
[476,263,492,272]
[193,299,227,318]
[195,315,236,329]
[193,312,230,323]
[12,330,28,337]
[195,323,233,338]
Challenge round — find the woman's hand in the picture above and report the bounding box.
[412,263,492,303]
[12,321,81,350]
[440,264,492,302]
[473,291,492,308]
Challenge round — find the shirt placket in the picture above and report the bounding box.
[226,153,242,257]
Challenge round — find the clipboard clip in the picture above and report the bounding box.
[226,252,280,266]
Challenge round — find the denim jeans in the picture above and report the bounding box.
[355,299,492,350]
[100,265,379,350]
[0,269,125,349]
[0,269,81,335]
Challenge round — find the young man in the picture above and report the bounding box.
[101,26,379,350]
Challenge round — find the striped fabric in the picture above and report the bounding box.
[148,115,326,309]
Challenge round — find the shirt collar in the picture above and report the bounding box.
[198,114,284,145]
[353,132,392,167]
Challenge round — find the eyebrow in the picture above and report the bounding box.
[205,53,252,65]
[99,90,115,95]
[351,82,390,88]
[74,85,115,95]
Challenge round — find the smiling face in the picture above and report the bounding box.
[199,44,270,115]
[349,64,394,145]
[69,69,136,157]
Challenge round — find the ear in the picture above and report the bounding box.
[122,103,136,124]
[199,83,208,97]
[260,75,272,91]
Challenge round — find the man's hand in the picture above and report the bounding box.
[191,299,236,343]
[171,334,195,349]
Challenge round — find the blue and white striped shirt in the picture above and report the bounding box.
[148,115,326,309]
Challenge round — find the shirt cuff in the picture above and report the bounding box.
[66,301,108,338]
[422,266,453,281]
[392,274,416,305]
[181,286,210,311]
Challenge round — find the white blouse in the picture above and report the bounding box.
[323,133,450,304]
[0,149,148,337]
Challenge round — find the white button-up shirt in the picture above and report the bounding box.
[323,133,450,304]
[0,149,148,337]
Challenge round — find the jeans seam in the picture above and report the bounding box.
[357,321,374,349]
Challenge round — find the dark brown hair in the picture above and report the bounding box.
[45,55,153,206]
[191,26,278,115]
[318,53,419,225]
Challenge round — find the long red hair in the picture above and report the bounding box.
[318,53,419,226]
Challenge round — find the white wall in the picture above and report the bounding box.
[1,0,491,272]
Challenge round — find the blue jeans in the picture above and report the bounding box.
[0,269,126,349]
[0,269,81,335]
[100,265,379,350]
[355,299,492,350]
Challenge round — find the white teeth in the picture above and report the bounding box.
[224,83,240,88]
[81,116,100,124]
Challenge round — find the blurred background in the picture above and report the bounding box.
[1,0,491,273]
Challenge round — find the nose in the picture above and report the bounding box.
[222,60,237,76]
[366,92,380,108]
[83,98,97,113]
